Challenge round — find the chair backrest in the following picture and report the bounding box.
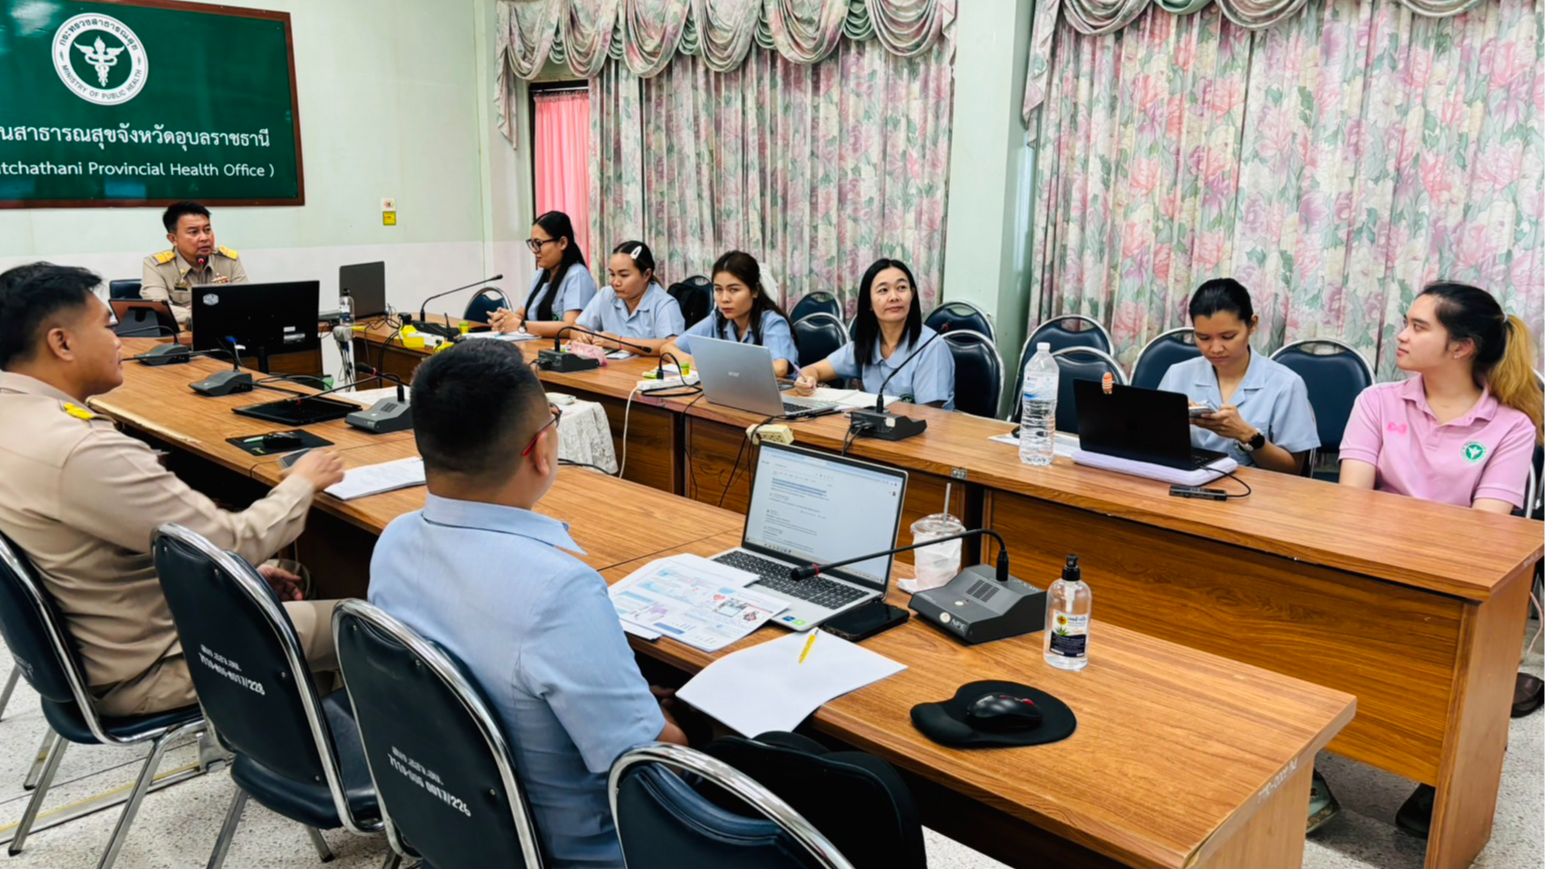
[109,278,143,300]
[1027,315,1113,355]
[0,533,102,725]
[462,289,506,324]
[1269,340,1374,452]
[334,600,542,869]
[610,743,853,869]
[152,524,358,829]
[668,275,714,328]
[1131,328,1201,390]
[792,313,848,369]
[790,292,841,324]
[111,299,179,339]
[942,330,1004,418]
[702,736,924,869]
[1045,347,1129,432]
[924,301,995,343]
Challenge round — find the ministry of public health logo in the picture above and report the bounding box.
[52,14,149,105]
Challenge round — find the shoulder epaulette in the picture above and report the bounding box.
[60,402,99,421]
[152,250,175,264]
[217,246,239,260]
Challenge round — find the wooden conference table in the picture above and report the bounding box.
[95,339,1355,869]
[359,323,1543,869]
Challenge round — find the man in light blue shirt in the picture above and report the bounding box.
[1156,349,1319,468]
[369,340,685,868]
[823,324,956,410]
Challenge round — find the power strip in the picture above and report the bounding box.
[636,375,700,392]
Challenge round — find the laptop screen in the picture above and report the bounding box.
[742,444,907,589]
[340,262,387,319]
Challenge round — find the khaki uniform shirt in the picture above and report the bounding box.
[140,246,248,326]
[0,372,313,706]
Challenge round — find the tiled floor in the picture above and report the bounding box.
[0,621,1538,868]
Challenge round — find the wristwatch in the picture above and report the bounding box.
[1239,429,1266,452]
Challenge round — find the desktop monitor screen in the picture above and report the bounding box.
[340,261,386,319]
[191,280,321,371]
[741,442,908,590]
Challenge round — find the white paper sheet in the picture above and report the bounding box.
[677,631,906,736]
[807,387,899,409]
[459,330,542,342]
[608,555,783,652]
[324,458,426,500]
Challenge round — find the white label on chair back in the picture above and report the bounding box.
[389,745,472,817]
[197,644,266,695]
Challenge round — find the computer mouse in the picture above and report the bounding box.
[965,692,1044,732]
[261,431,305,451]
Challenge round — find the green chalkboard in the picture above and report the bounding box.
[0,0,303,207]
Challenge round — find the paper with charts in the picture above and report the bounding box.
[609,555,786,652]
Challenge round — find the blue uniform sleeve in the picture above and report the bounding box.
[825,342,860,380]
[558,268,598,314]
[1155,359,1193,400]
[761,313,799,369]
[520,569,665,775]
[655,293,685,339]
[1269,372,1321,454]
[575,291,605,332]
[674,315,717,356]
[909,338,957,410]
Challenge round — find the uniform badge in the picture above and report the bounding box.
[1462,442,1486,464]
[62,402,97,421]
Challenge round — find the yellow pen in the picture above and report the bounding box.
[798,631,818,665]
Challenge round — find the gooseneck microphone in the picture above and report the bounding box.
[789,528,1010,583]
[412,275,504,339]
[846,327,943,441]
[538,326,653,372]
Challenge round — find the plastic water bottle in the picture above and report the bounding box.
[1044,554,1091,671]
[1018,342,1058,466]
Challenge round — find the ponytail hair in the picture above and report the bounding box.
[531,211,586,322]
[1420,282,1542,442]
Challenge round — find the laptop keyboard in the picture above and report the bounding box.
[714,551,869,610]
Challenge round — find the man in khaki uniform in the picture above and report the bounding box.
[141,201,248,327]
[0,264,342,717]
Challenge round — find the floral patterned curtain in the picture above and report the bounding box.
[588,31,954,313]
[1028,0,1543,379]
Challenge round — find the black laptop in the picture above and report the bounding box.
[1073,380,1228,470]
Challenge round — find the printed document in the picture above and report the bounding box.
[609,555,786,652]
[324,458,426,500]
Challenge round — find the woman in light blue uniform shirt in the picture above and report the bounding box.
[662,251,799,378]
[571,241,684,358]
[491,210,596,339]
[793,258,955,409]
[1156,278,1319,474]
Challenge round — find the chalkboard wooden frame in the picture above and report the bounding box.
[1,0,305,209]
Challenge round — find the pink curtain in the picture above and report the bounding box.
[534,90,593,263]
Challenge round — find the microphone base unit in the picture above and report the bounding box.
[189,371,255,397]
[849,409,927,441]
[538,349,601,373]
[345,398,413,434]
[411,321,464,341]
[910,565,1046,645]
[136,344,192,366]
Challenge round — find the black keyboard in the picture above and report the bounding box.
[714,551,869,610]
[782,400,825,416]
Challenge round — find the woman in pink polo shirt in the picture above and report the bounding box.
[1338,282,1542,838]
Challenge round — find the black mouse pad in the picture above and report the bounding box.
[911,680,1077,748]
[227,430,333,457]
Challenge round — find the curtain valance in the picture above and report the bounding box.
[1022,0,1488,134]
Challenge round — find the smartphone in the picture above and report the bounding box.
[278,448,312,470]
[819,601,909,642]
[1188,401,1218,418]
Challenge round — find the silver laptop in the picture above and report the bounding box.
[712,442,908,631]
[691,336,838,418]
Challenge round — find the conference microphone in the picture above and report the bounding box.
[412,274,504,339]
[539,326,652,373]
[846,328,944,441]
[789,528,1010,583]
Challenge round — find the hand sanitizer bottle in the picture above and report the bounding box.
[1044,554,1091,671]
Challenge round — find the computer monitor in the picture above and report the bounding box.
[340,261,386,319]
[191,280,321,373]
[741,442,907,589]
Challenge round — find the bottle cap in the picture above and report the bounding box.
[1062,554,1080,582]
[1037,342,1051,351]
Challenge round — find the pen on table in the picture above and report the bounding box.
[798,631,818,665]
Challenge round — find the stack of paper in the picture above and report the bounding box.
[809,387,899,409]
[609,555,785,652]
[677,631,906,736]
[324,458,426,500]
[459,331,542,342]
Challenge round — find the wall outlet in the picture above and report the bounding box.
[383,212,397,226]
[380,197,396,210]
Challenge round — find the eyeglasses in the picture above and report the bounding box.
[521,403,563,456]
[526,238,558,253]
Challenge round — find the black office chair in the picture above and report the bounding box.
[942,329,1004,417]
[703,733,924,869]
[1270,339,1374,481]
[793,313,849,369]
[610,743,855,869]
[1130,327,1201,390]
[1027,314,1113,355]
[669,275,714,328]
[924,301,996,343]
[151,525,395,869]
[463,288,507,325]
[1045,347,1128,432]
[108,278,143,300]
[333,600,544,868]
[0,532,206,869]
[791,292,842,324]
